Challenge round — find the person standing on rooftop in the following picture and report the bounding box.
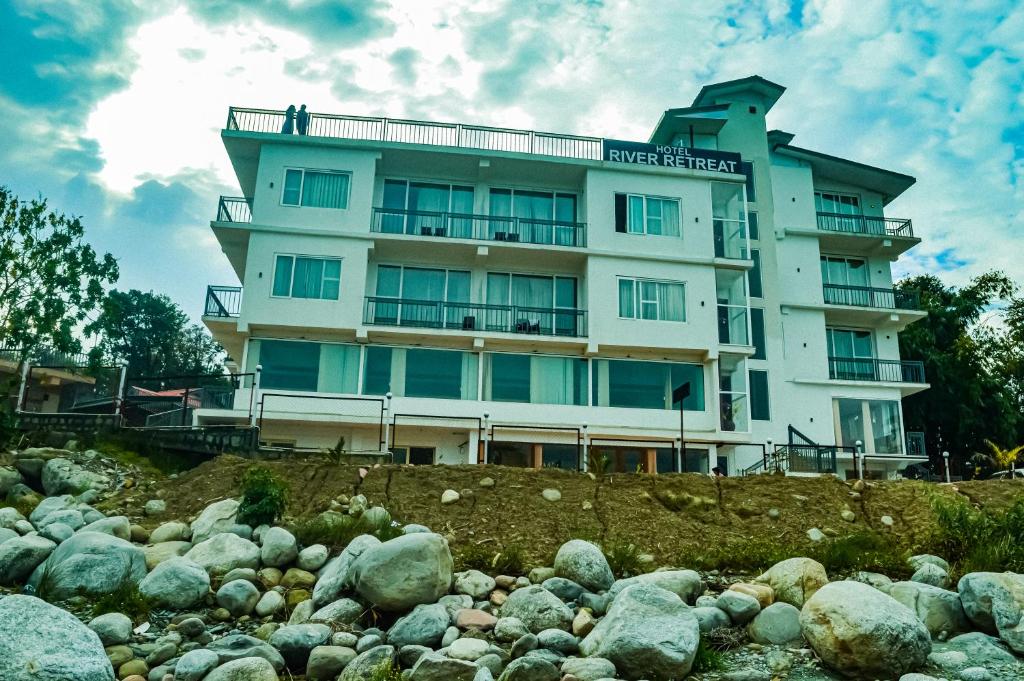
[296,104,309,135]
[281,105,296,134]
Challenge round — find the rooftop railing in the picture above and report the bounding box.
[816,212,914,238]
[363,297,587,338]
[217,196,252,223]
[0,346,91,368]
[828,357,926,384]
[823,284,920,310]
[226,107,604,161]
[205,286,242,318]
[371,207,586,248]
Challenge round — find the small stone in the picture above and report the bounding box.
[255,590,286,617]
[581,500,593,511]
[441,489,460,505]
[281,568,317,590]
[841,510,856,522]
[806,528,826,542]
[511,633,539,659]
[881,515,895,527]
[144,499,167,516]
[88,612,133,646]
[479,477,495,488]
[297,544,330,572]
[457,608,498,630]
[541,489,561,502]
[449,637,490,661]
[119,659,149,678]
[217,578,261,617]
[767,508,781,520]
[717,589,761,624]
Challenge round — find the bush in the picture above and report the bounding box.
[236,466,288,527]
[811,532,909,578]
[367,660,403,681]
[456,542,526,575]
[929,496,1024,575]
[292,511,401,551]
[603,541,650,578]
[691,637,726,672]
[92,577,150,620]
[691,540,796,573]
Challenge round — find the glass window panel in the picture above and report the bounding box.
[446,271,471,303]
[291,258,324,299]
[712,182,745,220]
[511,275,553,309]
[852,330,873,357]
[555,278,577,308]
[662,199,681,236]
[301,171,349,209]
[597,359,704,411]
[492,442,531,467]
[836,398,864,448]
[259,340,319,391]
[273,256,293,296]
[748,211,759,240]
[487,353,531,402]
[486,273,510,305]
[870,400,901,453]
[514,191,554,221]
[489,188,512,216]
[450,186,474,213]
[319,344,360,393]
[555,194,576,222]
[639,281,658,320]
[751,308,766,359]
[403,268,447,302]
[658,282,685,321]
[646,198,663,235]
[382,180,407,209]
[618,279,635,318]
[749,250,763,298]
[283,169,302,205]
[627,195,645,233]
[362,346,392,395]
[408,182,449,212]
[749,369,770,420]
[847,259,868,286]
[405,348,462,399]
[542,444,578,470]
[322,259,341,300]
[669,363,704,411]
[375,265,401,297]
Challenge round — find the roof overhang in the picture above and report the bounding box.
[692,75,786,112]
[647,104,730,145]
[773,143,916,205]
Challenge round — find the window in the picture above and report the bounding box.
[592,359,704,411]
[362,346,478,400]
[247,339,359,394]
[618,278,686,322]
[489,188,578,245]
[484,353,587,406]
[372,265,470,328]
[711,182,748,259]
[827,327,875,381]
[749,250,763,298]
[834,398,903,454]
[380,180,474,237]
[820,256,868,287]
[719,356,749,432]
[486,273,580,336]
[716,269,749,345]
[749,369,770,420]
[740,161,756,202]
[814,191,861,215]
[614,194,681,236]
[748,211,759,240]
[282,169,350,209]
[272,255,341,300]
[750,308,766,359]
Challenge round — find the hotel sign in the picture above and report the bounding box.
[603,139,742,174]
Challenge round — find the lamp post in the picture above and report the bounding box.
[482,412,490,465]
[673,382,691,472]
[942,450,951,483]
[855,440,864,480]
[382,392,393,455]
[581,422,588,473]
[766,438,773,472]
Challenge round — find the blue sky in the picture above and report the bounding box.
[1,0,1022,322]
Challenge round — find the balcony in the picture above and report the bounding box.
[217,196,252,223]
[823,284,920,310]
[205,286,242,318]
[906,431,926,457]
[816,212,913,237]
[226,107,603,161]
[371,208,586,248]
[828,357,926,384]
[363,297,586,337]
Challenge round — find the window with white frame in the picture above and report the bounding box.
[614,194,681,236]
[282,168,350,209]
[618,277,686,321]
[272,255,341,300]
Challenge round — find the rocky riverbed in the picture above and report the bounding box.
[1,444,1023,681]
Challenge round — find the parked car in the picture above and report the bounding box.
[988,470,1024,480]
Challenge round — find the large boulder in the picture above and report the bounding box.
[269,623,332,670]
[217,578,261,617]
[554,540,614,592]
[41,458,107,495]
[409,652,479,681]
[79,516,131,540]
[260,527,298,568]
[387,603,450,648]
[0,466,23,496]
[579,583,699,681]
[139,557,210,609]
[500,585,574,633]
[889,581,970,638]
[608,570,703,604]
[339,645,395,681]
[206,633,286,670]
[185,532,260,575]
[28,531,146,599]
[800,580,931,678]
[350,533,453,611]
[755,557,828,607]
[149,521,191,544]
[309,598,364,626]
[0,594,115,680]
[29,494,79,526]
[455,569,497,600]
[190,499,251,544]
[957,572,1024,653]
[747,602,802,644]
[0,534,56,585]
[312,534,380,608]
[203,657,279,681]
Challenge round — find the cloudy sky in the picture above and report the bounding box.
[2,0,1022,320]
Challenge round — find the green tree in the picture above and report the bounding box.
[897,272,1018,476]
[87,289,224,381]
[0,186,119,361]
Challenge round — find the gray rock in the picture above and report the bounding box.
[39,522,73,543]
[578,592,609,616]
[694,606,732,632]
[889,581,970,637]
[289,599,315,624]
[356,634,383,652]
[189,498,251,544]
[399,644,432,668]
[495,616,531,642]
[312,534,380,608]
[958,572,1024,652]
[537,628,578,654]
[0,594,115,680]
[851,570,894,593]
[909,554,951,573]
[310,597,364,626]
[81,508,104,524]
[911,563,951,589]
[79,515,131,540]
[959,667,992,681]
[41,457,106,495]
[144,499,166,516]
[498,656,559,681]
[146,640,178,666]
[216,578,261,617]
[529,567,556,584]
[297,544,329,571]
[0,527,17,544]
[149,521,191,543]
[387,603,450,648]
[0,466,22,496]
[455,569,497,600]
[260,527,298,568]
[28,531,146,599]
[716,589,761,624]
[255,590,286,617]
[944,631,1018,665]
[754,557,829,607]
[0,506,27,530]
[28,494,78,526]
[560,656,617,681]
[307,645,357,680]
[37,508,84,530]
[441,625,460,647]
[333,632,359,648]
[747,602,802,644]
[403,523,431,534]
[541,577,585,602]
[339,645,395,681]
[501,585,574,633]
[139,557,210,609]
[270,623,332,670]
[477,653,503,678]
[206,633,286,670]
[203,657,279,681]
[553,540,614,592]
[800,580,931,679]
[222,566,258,584]
[184,532,260,575]
[0,534,56,584]
[607,569,703,604]
[449,637,490,661]
[176,617,206,638]
[579,583,700,680]
[409,653,479,681]
[173,648,220,681]
[511,633,539,659]
[350,533,454,611]
[87,612,132,646]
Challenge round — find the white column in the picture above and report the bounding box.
[942,451,951,483]
[482,412,490,464]
[581,423,589,472]
[382,391,393,454]
[15,357,31,412]
[250,365,262,429]
[855,439,864,480]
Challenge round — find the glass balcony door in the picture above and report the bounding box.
[488,188,578,245]
[375,265,470,328]
[486,273,577,335]
[827,327,875,380]
[821,256,870,305]
[381,180,474,238]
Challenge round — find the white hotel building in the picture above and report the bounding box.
[200,76,929,479]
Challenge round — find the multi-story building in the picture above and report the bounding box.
[199,75,929,479]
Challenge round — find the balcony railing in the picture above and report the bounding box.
[823,284,920,310]
[906,431,926,457]
[828,357,926,383]
[777,444,855,474]
[217,196,252,223]
[0,346,90,368]
[363,297,587,337]
[816,212,914,238]
[371,207,586,248]
[205,286,242,318]
[226,107,603,161]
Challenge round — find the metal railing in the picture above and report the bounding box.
[226,107,605,161]
[0,346,91,368]
[779,444,854,474]
[828,357,926,383]
[823,284,920,310]
[816,212,914,238]
[205,286,242,318]
[906,431,926,457]
[217,196,252,223]
[371,207,587,248]
[363,297,587,337]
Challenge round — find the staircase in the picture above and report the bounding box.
[742,426,854,476]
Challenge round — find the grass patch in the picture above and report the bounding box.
[928,496,1024,575]
[292,511,402,551]
[456,542,527,575]
[237,466,288,527]
[691,637,727,672]
[603,541,651,578]
[92,577,150,620]
[367,660,403,681]
[92,434,204,476]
